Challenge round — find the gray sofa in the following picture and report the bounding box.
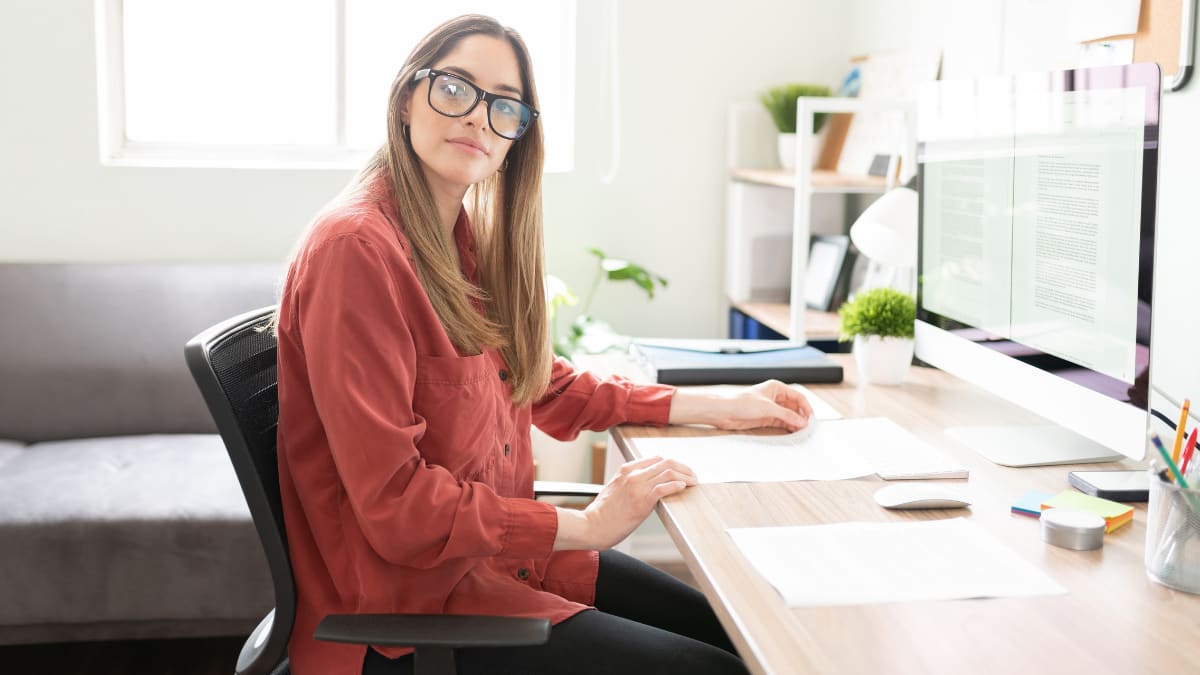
[0,263,279,644]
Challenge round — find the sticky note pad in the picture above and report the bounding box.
[1041,490,1134,533]
[1012,490,1055,518]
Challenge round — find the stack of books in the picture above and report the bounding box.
[630,338,843,386]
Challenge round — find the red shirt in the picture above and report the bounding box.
[275,184,675,675]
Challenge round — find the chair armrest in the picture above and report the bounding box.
[314,613,550,648]
[533,480,602,498]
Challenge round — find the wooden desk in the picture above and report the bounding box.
[608,354,1200,675]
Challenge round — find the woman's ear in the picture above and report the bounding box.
[397,87,413,126]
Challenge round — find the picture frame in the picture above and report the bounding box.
[804,234,854,311]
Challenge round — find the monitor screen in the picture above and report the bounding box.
[915,63,1159,465]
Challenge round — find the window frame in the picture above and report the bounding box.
[95,0,573,171]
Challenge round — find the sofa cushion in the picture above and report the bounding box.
[0,440,23,472]
[0,263,279,442]
[0,434,272,626]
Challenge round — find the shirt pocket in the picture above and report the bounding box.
[413,353,499,481]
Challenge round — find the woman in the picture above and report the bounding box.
[274,15,812,675]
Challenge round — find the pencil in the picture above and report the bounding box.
[1171,398,1190,464]
[1182,428,1198,475]
[1150,433,1190,489]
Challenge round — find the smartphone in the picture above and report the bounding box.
[1067,470,1150,502]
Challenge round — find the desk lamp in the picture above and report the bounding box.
[848,186,918,295]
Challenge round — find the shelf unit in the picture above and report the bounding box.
[724,97,909,343]
[730,168,889,193]
[731,301,842,341]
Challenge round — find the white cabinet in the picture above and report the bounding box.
[724,97,909,342]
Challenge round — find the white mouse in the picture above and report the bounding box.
[873,483,972,510]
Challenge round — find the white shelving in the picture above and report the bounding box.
[724,97,910,341]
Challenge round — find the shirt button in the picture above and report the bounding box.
[503,443,510,457]
[498,369,508,381]
[516,567,530,581]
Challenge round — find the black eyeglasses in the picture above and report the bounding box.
[412,68,539,141]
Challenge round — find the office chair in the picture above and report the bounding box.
[186,306,601,675]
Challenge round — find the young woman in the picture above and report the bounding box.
[274,15,813,675]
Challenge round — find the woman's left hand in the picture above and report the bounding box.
[668,380,814,432]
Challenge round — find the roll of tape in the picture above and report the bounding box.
[1041,508,1106,550]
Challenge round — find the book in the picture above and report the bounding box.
[631,339,844,386]
[1041,490,1134,533]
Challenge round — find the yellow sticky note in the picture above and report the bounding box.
[1042,490,1133,533]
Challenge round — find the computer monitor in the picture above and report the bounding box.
[914,63,1159,466]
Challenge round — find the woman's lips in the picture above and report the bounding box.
[448,137,488,157]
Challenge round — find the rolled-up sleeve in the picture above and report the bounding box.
[295,234,557,568]
[531,356,675,441]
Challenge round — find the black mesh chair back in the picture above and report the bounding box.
[186,306,293,675]
[188,307,581,675]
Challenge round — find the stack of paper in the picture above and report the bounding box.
[727,518,1066,607]
[1011,490,1055,518]
[1041,490,1134,532]
[633,417,967,483]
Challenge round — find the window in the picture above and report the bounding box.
[99,0,576,171]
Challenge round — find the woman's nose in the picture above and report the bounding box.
[463,99,489,132]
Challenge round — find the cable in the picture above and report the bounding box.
[1150,383,1200,427]
[1151,408,1178,431]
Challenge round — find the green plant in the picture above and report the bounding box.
[547,248,668,357]
[838,287,916,341]
[760,83,833,135]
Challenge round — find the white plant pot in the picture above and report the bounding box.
[777,132,797,171]
[853,335,914,385]
[776,131,825,172]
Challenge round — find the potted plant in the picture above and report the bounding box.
[838,287,916,385]
[759,83,832,171]
[538,249,668,484]
[546,248,668,358]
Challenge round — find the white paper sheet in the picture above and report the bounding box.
[1067,0,1141,42]
[727,518,1066,607]
[1079,38,1136,66]
[634,417,965,483]
[838,47,942,176]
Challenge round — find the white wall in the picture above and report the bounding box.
[0,0,853,340]
[847,0,1200,415]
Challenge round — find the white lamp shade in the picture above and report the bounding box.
[849,187,918,268]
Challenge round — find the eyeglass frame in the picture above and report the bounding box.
[411,67,540,141]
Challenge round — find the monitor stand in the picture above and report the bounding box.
[945,425,1123,467]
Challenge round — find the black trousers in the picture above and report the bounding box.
[362,550,749,675]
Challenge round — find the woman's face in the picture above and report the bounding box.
[405,34,522,198]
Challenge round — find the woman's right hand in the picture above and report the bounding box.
[554,456,697,551]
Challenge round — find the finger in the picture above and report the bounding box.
[765,403,808,431]
[772,383,814,419]
[651,480,689,499]
[635,458,697,483]
[649,467,698,486]
[619,455,664,474]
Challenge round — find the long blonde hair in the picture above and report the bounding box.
[280,15,551,405]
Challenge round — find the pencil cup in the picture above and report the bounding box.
[1144,472,1200,594]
